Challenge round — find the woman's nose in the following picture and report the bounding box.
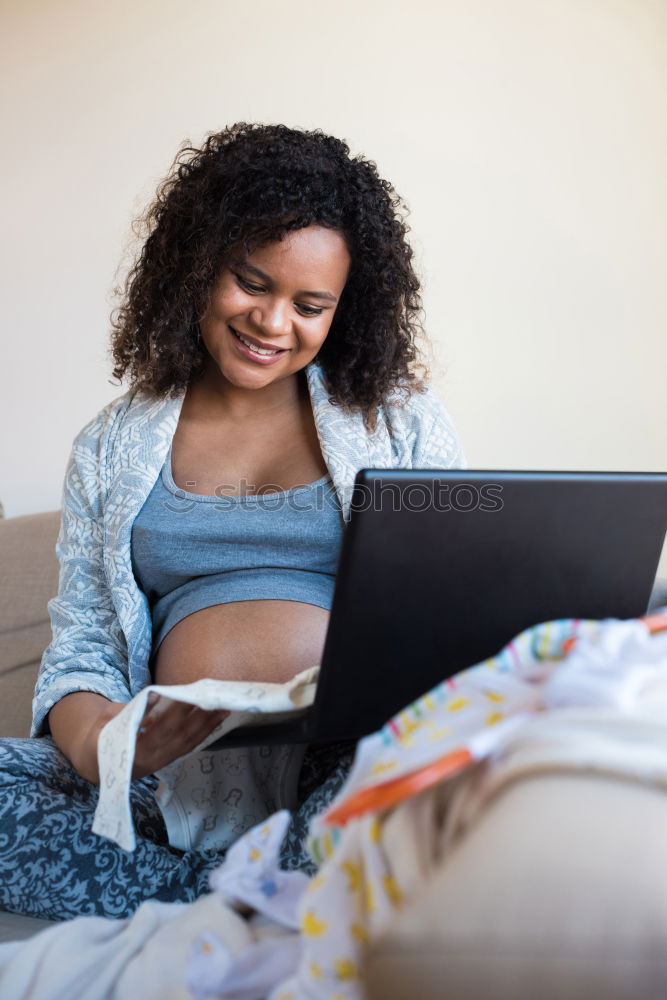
[251,300,292,339]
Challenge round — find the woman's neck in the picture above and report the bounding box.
[185,364,309,425]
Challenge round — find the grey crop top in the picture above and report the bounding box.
[131,442,345,653]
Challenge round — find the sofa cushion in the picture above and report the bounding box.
[0,911,55,944]
[0,511,60,737]
[364,772,667,999]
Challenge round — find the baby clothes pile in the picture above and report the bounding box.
[274,613,667,1000]
[2,614,667,1000]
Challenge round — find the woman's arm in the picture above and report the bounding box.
[49,692,229,784]
[48,691,121,784]
[32,401,134,739]
[38,402,228,781]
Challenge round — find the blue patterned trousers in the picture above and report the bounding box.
[0,736,355,922]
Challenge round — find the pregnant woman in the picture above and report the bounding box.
[0,123,465,921]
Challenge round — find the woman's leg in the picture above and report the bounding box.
[0,737,223,922]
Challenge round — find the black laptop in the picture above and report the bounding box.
[212,469,667,748]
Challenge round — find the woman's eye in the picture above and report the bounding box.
[296,304,324,317]
[235,275,323,316]
[236,275,264,293]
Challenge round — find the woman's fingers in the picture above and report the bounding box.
[133,703,229,777]
[139,698,208,734]
[138,704,225,747]
[169,706,228,747]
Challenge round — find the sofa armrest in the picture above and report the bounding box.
[364,773,667,999]
[0,510,60,737]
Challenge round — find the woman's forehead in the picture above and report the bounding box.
[237,226,351,288]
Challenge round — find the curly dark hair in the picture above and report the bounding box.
[110,122,429,421]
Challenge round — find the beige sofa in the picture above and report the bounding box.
[0,509,60,942]
[2,508,667,996]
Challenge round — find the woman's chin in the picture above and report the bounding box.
[207,358,294,393]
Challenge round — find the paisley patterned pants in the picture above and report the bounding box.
[0,736,355,922]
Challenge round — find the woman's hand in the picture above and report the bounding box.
[130,695,229,779]
[48,691,228,785]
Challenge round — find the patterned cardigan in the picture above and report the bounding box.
[32,361,465,736]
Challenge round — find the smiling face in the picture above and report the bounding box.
[199,225,351,396]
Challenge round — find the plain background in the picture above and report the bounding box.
[2,0,666,538]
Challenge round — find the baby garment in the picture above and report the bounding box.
[312,615,667,834]
[155,742,306,854]
[93,667,317,852]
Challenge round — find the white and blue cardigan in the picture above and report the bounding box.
[33,362,465,736]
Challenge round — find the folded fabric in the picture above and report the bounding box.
[93,667,318,852]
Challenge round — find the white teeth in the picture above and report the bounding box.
[234,329,280,356]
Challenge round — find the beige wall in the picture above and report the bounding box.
[2,0,666,529]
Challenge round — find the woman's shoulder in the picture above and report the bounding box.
[65,386,185,513]
[389,379,439,409]
[72,388,138,446]
[307,361,444,427]
[381,380,449,429]
[306,361,464,466]
[380,381,466,469]
[71,386,182,454]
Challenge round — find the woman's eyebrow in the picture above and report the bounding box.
[234,261,338,302]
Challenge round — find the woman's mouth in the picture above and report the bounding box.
[229,326,288,365]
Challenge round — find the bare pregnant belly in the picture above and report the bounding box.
[152,600,330,687]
